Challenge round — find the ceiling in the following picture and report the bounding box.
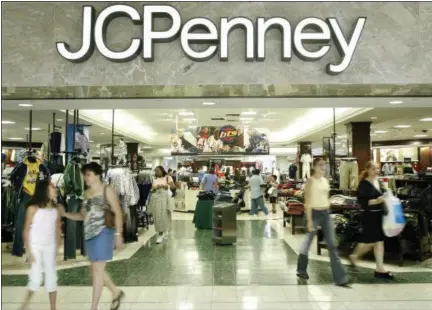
[1,110,140,148]
[2,97,432,111]
[302,108,432,146]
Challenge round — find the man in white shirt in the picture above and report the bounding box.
[301,153,312,179]
[248,169,269,215]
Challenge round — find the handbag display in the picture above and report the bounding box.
[103,185,116,228]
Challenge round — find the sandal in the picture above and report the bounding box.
[110,290,125,310]
[348,255,357,268]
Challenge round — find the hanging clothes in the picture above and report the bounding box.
[10,157,50,196]
[339,160,359,191]
[64,160,84,198]
[106,167,140,243]
[137,169,152,206]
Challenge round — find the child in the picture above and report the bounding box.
[20,180,62,310]
[269,175,279,214]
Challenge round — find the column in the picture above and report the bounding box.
[348,122,372,172]
[298,141,312,179]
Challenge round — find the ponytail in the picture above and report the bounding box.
[359,160,375,182]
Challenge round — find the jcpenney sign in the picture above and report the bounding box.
[56,4,366,75]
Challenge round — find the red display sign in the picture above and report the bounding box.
[219,125,239,144]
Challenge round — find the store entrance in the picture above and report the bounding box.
[2,97,432,286]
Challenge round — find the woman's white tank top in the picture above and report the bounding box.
[29,208,58,246]
[307,177,330,210]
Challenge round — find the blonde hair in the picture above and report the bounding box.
[359,160,376,182]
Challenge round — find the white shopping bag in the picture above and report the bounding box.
[382,191,406,237]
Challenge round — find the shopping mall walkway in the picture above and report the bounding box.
[2,220,432,309]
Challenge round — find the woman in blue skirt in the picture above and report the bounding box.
[60,162,125,310]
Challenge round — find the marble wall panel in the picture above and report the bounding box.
[1,2,430,87]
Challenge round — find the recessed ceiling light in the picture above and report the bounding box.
[393,125,411,128]
[89,140,94,143]
[18,103,33,107]
[9,137,24,141]
[412,141,421,145]
[183,118,197,121]
[179,111,194,116]
[420,118,432,122]
[389,100,403,105]
[241,111,257,116]
[370,117,377,120]
[2,120,15,124]
[56,118,63,122]
[202,102,215,106]
[414,134,428,138]
[240,117,254,121]
[100,133,105,135]
[375,130,388,134]
[25,127,42,131]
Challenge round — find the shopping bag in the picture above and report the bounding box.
[382,191,406,237]
[267,187,275,195]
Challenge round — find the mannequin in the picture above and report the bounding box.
[300,153,312,179]
[116,138,127,165]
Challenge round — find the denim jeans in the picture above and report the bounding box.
[297,209,347,285]
[64,197,85,259]
[249,196,269,215]
[12,192,32,257]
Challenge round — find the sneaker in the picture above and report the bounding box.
[297,273,309,280]
[164,232,169,239]
[156,236,164,244]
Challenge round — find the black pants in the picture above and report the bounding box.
[12,193,32,257]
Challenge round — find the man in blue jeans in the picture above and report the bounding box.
[248,169,269,215]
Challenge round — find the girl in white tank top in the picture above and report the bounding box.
[19,180,61,310]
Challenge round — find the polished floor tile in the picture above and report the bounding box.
[3,284,432,310]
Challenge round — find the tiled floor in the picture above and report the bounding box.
[2,213,432,309]
[2,284,432,309]
[3,219,431,286]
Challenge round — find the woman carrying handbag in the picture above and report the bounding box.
[148,166,176,244]
[59,162,125,310]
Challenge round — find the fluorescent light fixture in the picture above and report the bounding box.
[18,103,33,107]
[9,137,23,141]
[56,118,63,121]
[241,111,257,116]
[89,140,94,143]
[393,125,411,128]
[420,118,432,122]
[389,100,403,105]
[414,134,428,138]
[183,118,197,121]
[370,117,377,120]
[202,102,215,106]
[2,120,15,124]
[25,127,41,131]
[179,111,194,116]
[412,141,421,145]
[240,117,254,121]
[375,130,388,134]
[100,133,105,135]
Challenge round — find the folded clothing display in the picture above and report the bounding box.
[329,194,357,206]
[197,191,216,201]
[285,199,304,216]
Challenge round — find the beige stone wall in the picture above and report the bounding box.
[2,2,431,88]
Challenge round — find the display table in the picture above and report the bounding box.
[193,200,214,229]
[185,188,251,212]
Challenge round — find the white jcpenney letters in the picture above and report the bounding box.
[56,4,366,75]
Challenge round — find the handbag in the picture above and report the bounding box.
[103,185,116,228]
[166,176,173,197]
[267,187,275,195]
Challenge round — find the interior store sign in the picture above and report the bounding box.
[56,4,366,75]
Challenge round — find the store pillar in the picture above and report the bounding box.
[298,141,312,179]
[348,122,372,172]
